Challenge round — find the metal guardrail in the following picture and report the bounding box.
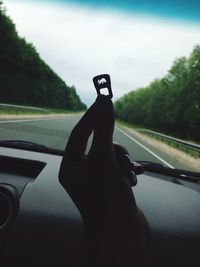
[0,103,50,114]
[138,129,200,157]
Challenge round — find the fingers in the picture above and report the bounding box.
[63,101,96,162]
[60,94,114,184]
[88,95,115,162]
[65,95,114,162]
[59,100,97,182]
[61,95,114,165]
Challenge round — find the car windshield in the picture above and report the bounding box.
[1,0,200,173]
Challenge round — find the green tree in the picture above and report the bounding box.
[0,1,86,111]
[115,45,200,142]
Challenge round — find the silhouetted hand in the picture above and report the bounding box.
[59,95,150,267]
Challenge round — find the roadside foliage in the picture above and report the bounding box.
[0,2,86,111]
[114,45,200,142]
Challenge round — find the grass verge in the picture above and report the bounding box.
[0,107,48,115]
[140,132,200,159]
[0,105,82,117]
[117,122,200,172]
[117,120,200,159]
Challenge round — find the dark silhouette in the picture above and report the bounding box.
[59,95,151,267]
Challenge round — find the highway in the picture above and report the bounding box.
[0,114,188,170]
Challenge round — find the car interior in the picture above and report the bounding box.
[0,0,200,267]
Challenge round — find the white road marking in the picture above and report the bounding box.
[116,127,174,169]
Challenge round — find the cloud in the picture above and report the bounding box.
[4,0,200,105]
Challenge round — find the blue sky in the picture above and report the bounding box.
[30,0,200,21]
[3,0,200,105]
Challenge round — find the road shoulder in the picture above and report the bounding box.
[117,123,200,172]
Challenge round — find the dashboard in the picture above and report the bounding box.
[0,146,200,267]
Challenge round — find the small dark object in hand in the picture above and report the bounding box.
[93,74,113,99]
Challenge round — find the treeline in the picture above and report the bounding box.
[115,45,200,142]
[0,2,86,111]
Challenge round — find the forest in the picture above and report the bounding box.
[0,2,86,111]
[115,45,200,142]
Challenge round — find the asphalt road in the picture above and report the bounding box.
[0,114,188,170]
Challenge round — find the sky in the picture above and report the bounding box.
[3,0,200,106]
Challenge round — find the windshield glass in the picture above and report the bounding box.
[1,0,200,173]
